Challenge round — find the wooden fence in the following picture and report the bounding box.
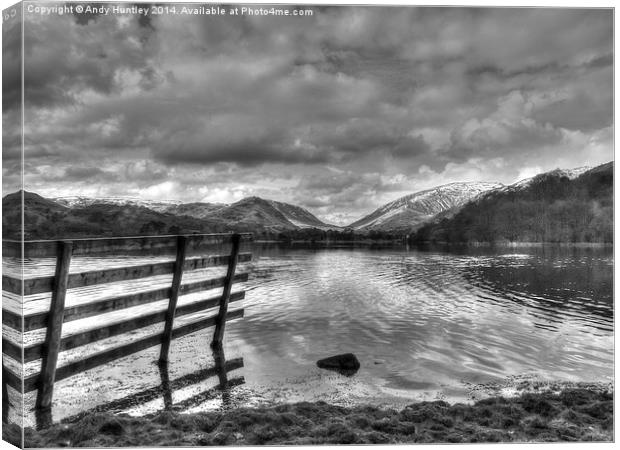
[1,232,252,425]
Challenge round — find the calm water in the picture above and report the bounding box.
[3,244,614,426]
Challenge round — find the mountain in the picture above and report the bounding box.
[212,196,299,231]
[154,197,335,230]
[3,191,225,240]
[57,195,334,229]
[2,192,336,240]
[349,182,503,232]
[412,162,613,244]
[209,197,335,232]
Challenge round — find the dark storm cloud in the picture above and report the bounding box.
[467,52,612,80]
[306,120,431,160]
[15,5,613,224]
[2,111,22,162]
[23,9,157,108]
[462,53,613,132]
[153,130,332,167]
[532,91,613,132]
[2,8,22,111]
[149,117,431,167]
[63,166,118,181]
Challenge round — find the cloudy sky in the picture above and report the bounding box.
[2,3,613,225]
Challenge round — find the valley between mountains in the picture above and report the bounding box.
[2,162,612,244]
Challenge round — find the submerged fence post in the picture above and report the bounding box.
[212,234,241,347]
[35,240,73,412]
[159,235,188,363]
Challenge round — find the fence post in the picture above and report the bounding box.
[35,240,73,412]
[159,235,188,363]
[212,344,231,406]
[157,360,173,410]
[212,234,241,348]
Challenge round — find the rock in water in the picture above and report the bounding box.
[317,353,360,376]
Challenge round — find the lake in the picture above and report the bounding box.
[3,244,614,427]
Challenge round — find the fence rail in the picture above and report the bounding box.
[2,233,253,259]
[2,232,252,422]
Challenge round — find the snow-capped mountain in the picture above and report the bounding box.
[54,196,183,212]
[54,195,335,231]
[349,181,503,231]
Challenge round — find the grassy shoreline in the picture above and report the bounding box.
[4,388,612,447]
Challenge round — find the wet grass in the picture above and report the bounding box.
[8,388,613,447]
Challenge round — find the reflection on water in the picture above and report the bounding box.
[2,244,614,426]
[466,257,612,333]
[226,244,613,407]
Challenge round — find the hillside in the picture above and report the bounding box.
[412,162,613,244]
[3,191,70,239]
[350,182,503,232]
[2,191,226,240]
[267,199,336,229]
[498,167,590,193]
[209,197,335,231]
[2,192,336,240]
[211,197,299,232]
[160,203,226,219]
